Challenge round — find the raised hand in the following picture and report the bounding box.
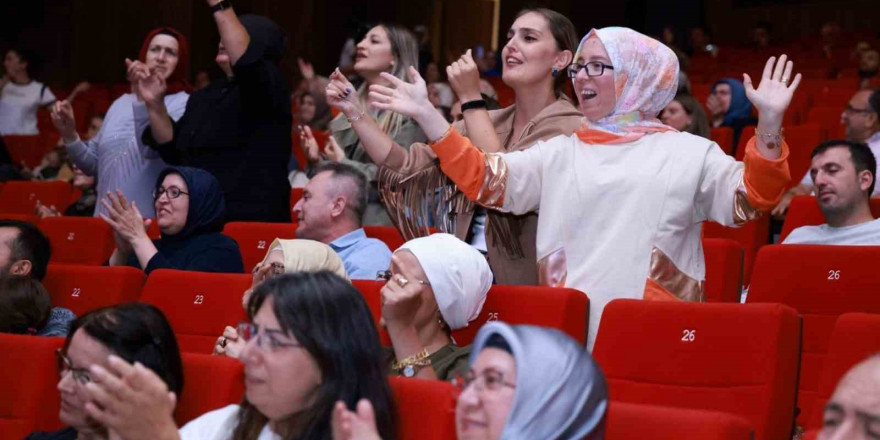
[324,136,345,162]
[71,81,91,95]
[380,254,427,329]
[447,49,482,102]
[368,67,433,120]
[332,400,384,440]
[99,191,150,246]
[299,125,322,163]
[743,54,801,122]
[136,72,167,108]
[326,68,363,118]
[298,58,316,81]
[50,100,78,142]
[125,58,150,86]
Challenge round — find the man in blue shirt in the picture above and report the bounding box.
[293,162,392,279]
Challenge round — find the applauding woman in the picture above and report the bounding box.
[104,166,243,274]
[325,9,582,285]
[51,28,191,219]
[366,27,800,348]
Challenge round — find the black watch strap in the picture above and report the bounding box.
[461,99,488,112]
[210,0,232,13]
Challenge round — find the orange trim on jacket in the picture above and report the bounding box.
[430,127,493,203]
[741,136,792,211]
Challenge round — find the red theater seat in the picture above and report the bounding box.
[39,217,115,265]
[2,135,51,169]
[363,226,406,252]
[710,126,735,155]
[703,238,744,303]
[140,270,251,354]
[353,280,589,347]
[780,196,880,242]
[42,264,145,317]
[606,402,754,440]
[593,299,800,440]
[747,245,880,429]
[222,222,297,270]
[806,313,880,431]
[174,353,245,426]
[703,215,770,284]
[0,181,73,215]
[389,377,457,440]
[0,213,39,225]
[0,334,66,439]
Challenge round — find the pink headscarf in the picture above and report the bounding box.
[573,27,679,145]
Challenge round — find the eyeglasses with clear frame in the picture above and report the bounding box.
[237,322,302,353]
[56,348,92,385]
[376,270,431,286]
[153,186,190,201]
[452,368,516,394]
[567,61,615,78]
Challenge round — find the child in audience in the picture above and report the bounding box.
[0,275,75,337]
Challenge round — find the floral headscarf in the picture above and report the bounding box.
[573,27,680,144]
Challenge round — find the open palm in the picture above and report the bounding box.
[368,67,432,119]
[743,54,801,118]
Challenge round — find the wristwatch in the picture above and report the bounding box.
[401,364,420,378]
[210,0,232,13]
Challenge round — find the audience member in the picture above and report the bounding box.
[82,272,398,440]
[0,48,77,135]
[194,69,211,90]
[817,354,880,440]
[0,219,50,280]
[751,21,773,51]
[0,275,75,337]
[428,82,454,121]
[294,58,334,130]
[423,61,442,84]
[332,322,608,440]
[52,27,191,219]
[314,23,427,226]
[105,166,244,274]
[372,27,799,348]
[784,140,880,244]
[858,49,878,89]
[24,147,64,180]
[23,303,184,440]
[706,77,757,151]
[688,26,718,58]
[293,162,391,279]
[661,25,689,70]
[326,8,581,286]
[660,93,711,139]
[381,233,492,380]
[35,164,98,218]
[84,113,104,140]
[142,8,292,223]
[773,89,880,216]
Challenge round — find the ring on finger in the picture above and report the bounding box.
[396,276,409,287]
[219,337,228,348]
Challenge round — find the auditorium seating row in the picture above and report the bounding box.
[3,307,877,440]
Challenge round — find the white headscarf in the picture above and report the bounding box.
[471,323,608,440]
[397,233,492,330]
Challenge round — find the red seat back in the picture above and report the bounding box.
[748,245,880,428]
[805,106,843,135]
[42,264,145,317]
[606,402,754,440]
[222,222,298,271]
[806,313,880,430]
[702,238,744,303]
[703,215,770,284]
[780,196,880,242]
[363,226,406,252]
[0,181,73,215]
[39,217,115,265]
[710,126,735,155]
[389,377,458,440]
[593,299,800,440]
[0,213,39,225]
[174,353,245,426]
[140,270,250,354]
[2,135,51,169]
[353,280,589,347]
[0,334,66,439]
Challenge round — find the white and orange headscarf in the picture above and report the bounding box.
[573,27,680,145]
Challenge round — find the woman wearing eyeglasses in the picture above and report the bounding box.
[333,322,608,440]
[76,272,398,440]
[380,233,492,381]
[24,303,183,440]
[324,8,583,287]
[104,166,244,274]
[366,27,801,349]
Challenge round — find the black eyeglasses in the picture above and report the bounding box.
[153,186,189,201]
[844,105,875,116]
[376,270,430,286]
[567,61,614,78]
[56,348,92,385]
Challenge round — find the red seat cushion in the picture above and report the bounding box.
[39,217,115,265]
[606,402,754,440]
[389,377,457,440]
[174,353,245,426]
[42,264,145,317]
[0,334,66,437]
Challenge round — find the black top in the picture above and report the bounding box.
[24,427,77,440]
[126,232,244,275]
[144,15,291,222]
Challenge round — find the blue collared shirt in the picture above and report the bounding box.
[329,228,392,280]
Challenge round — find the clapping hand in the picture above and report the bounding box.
[368,67,433,120]
[332,400,384,440]
[299,125,322,163]
[326,68,364,118]
[447,49,482,102]
[99,191,151,248]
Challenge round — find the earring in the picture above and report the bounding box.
[551,67,558,77]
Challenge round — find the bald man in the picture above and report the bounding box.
[818,354,880,440]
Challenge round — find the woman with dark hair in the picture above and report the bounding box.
[660,93,711,139]
[333,322,608,440]
[104,166,244,274]
[24,302,183,440]
[80,271,398,440]
[324,8,582,285]
[50,27,191,219]
[0,275,75,337]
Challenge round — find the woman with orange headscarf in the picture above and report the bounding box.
[50,27,191,219]
[364,27,802,348]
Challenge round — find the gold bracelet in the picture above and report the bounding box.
[392,348,431,372]
[755,128,784,148]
